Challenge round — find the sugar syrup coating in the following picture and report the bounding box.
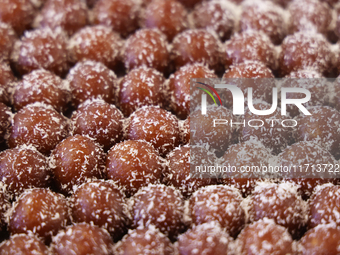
[142,0,189,42]
[308,184,340,229]
[241,101,294,155]
[71,99,124,151]
[235,218,296,255]
[279,141,337,198]
[239,0,287,45]
[179,117,190,144]
[0,145,51,198]
[298,223,340,255]
[8,103,69,155]
[51,223,114,255]
[67,61,117,108]
[0,62,16,106]
[114,226,175,255]
[221,140,272,196]
[224,30,277,70]
[68,26,122,70]
[283,70,328,117]
[123,28,170,73]
[190,105,233,157]
[189,185,245,238]
[296,106,340,160]
[126,106,180,156]
[8,188,70,242]
[171,29,222,71]
[222,61,275,108]
[0,234,49,255]
[177,221,232,255]
[91,0,140,38]
[118,67,165,117]
[0,103,11,143]
[245,182,307,238]
[15,28,69,76]
[279,32,334,77]
[163,145,217,198]
[130,184,185,240]
[71,180,130,241]
[288,0,332,35]
[0,183,10,231]
[13,69,71,112]
[49,134,106,195]
[106,140,163,196]
[192,0,236,42]
[0,0,35,35]
[164,63,217,120]
[0,23,17,61]
[37,0,88,36]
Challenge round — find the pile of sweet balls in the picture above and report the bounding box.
[0,0,340,254]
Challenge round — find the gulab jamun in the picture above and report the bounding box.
[118,67,165,116]
[0,102,11,143]
[106,140,163,196]
[66,61,117,107]
[70,98,124,151]
[0,22,17,61]
[49,134,106,195]
[0,61,16,106]
[126,106,180,156]
[0,234,49,255]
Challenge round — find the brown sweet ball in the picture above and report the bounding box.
[0,0,35,35]
[51,223,114,255]
[164,63,217,120]
[235,218,296,255]
[163,145,217,198]
[241,101,293,155]
[8,188,70,242]
[15,28,69,76]
[0,61,16,106]
[106,140,162,196]
[333,78,340,112]
[179,117,190,144]
[177,221,233,255]
[177,0,203,9]
[130,184,185,240]
[222,61,275,108]
[0,145,51,198]
[279,141,337,198]
[283,70,327,118]
[224,30,277,70]
[68,26,122,70]
[126,106,180,156]
[0,234,49,255]
[67,61,117,107]
[189,185,245,237]
[0,102,11,144]
[114,226,175,255]
[288,0,332,35]
[123,28,169,73]
[0,23,17,61]
[13,69,71,113]
[118,67,165,117]
[221,140,272,196]
[246,182,307,238]
[37,0,88,36]
[71,99,123,151]
[0,182,10,231]
[8,103,69,155]
[296,106,340,160]
[308,184,340,229]
[192,0,236,42]
[279,32,333,77]
[298,223,340,254]
[190,105,233,157]
[142,0,189,42]
[49,134,106,195]
[171,29,221,71]
[92,0,140,38]
[240,0,287,45]
[71,180,130,241]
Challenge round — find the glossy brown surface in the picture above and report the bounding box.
[0,234,49,255]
